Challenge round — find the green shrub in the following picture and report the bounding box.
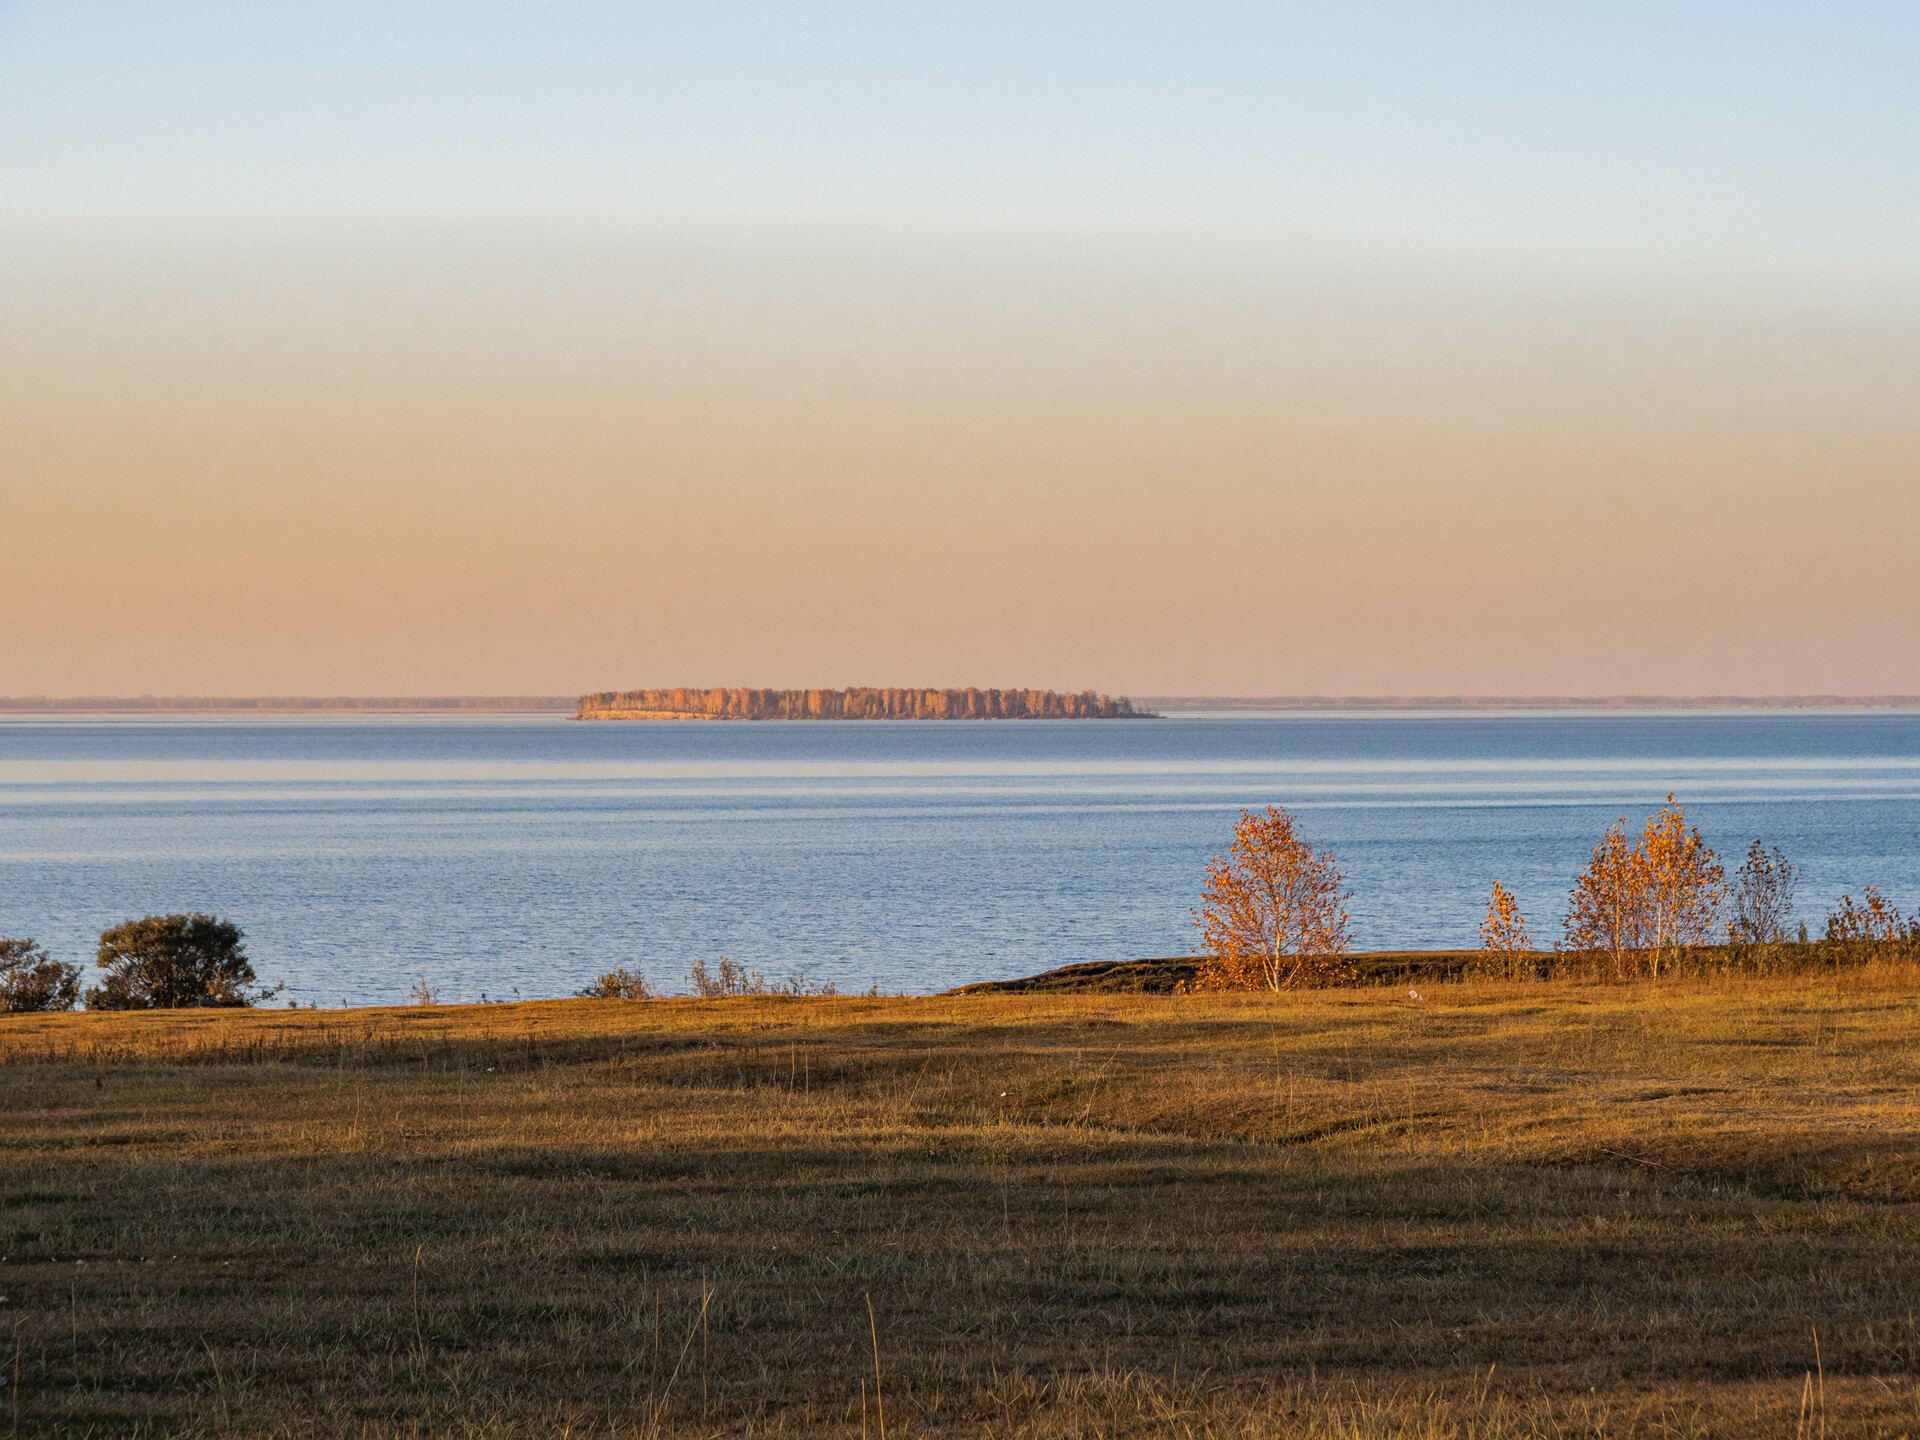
[0,937,81,1013]
[87,913,279,1010]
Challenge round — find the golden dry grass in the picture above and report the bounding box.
[5,971,1920,1436]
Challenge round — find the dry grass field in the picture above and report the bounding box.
[5,971,1920,1437]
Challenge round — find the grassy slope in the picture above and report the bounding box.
[953,945,1861,993]
[4,975,1919,1437]
[952,951,1505,993]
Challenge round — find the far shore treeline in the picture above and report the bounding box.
[574,686,1149,721]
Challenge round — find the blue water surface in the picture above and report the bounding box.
[1,711,1916,1005]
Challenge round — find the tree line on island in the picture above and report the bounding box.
[574,686,1147,720]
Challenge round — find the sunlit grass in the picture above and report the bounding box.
[4,970,1919,1435]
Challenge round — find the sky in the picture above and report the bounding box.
[3,2,1918,697]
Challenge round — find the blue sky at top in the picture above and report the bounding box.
[1,2,1915,281]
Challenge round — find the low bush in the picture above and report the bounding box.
[578,965,652,1000]
[1824,888,1920,966]
[687,956,837,997]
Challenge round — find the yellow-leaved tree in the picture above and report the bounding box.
[1479,881,1533,977]
[1562,818,1649,975]
[1193,806,1352,990]
[1638,794,1724,976]
[1563,796,1722,978]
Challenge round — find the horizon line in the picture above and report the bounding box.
[1142,695,1920,711]
[6,692,1920,715]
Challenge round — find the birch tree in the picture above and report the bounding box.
[1563,798,1722,977]
[1562,818,1650,975]
[1639,795,1725,976]
[1193,806,1352,990]
[1479,882,1534,977]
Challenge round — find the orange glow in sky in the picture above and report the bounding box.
[4,6,1917,696]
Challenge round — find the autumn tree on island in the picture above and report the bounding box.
[1193,806,1352,990]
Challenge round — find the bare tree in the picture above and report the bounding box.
[1193,806,1352,990]
[1729,842,1796,946]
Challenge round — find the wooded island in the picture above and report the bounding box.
[574,686,1148,720]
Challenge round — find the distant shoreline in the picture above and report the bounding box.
[1140,695,1920,712]
[4,693,1918,716]
[0,696,576,714]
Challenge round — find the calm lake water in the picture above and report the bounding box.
[1,712,1916,1006]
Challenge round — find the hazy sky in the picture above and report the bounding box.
[4,3,1917,696]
